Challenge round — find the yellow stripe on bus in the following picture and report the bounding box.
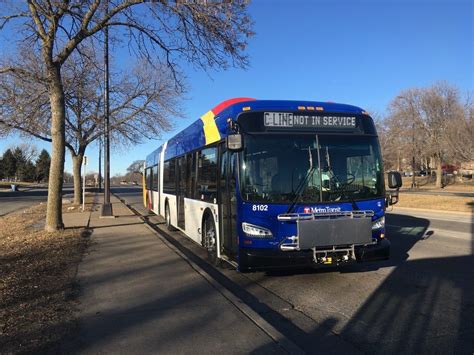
[200,110,221,145]
[142,172,147,207]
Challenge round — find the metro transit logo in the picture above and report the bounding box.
[303,206,342,214]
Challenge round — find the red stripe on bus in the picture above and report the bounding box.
[211,97,256,115]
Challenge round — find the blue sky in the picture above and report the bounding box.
[1,0,472,175]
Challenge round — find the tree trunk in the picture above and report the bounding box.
[396,149,400,171]
[71,151,84,205]
[435,154,443,188]
[45,64,66,232]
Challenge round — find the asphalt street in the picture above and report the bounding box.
[113,186,473,354]
[0,185,74,216]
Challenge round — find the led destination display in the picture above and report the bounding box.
[264,112,357,129]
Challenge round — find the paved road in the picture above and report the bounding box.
[0,185,74,216]
[113,186,473,354]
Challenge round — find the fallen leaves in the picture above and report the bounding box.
[0,205,89,353]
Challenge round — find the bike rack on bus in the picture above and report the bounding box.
[277,210,376,254]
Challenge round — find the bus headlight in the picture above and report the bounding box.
[242,222,273,238]
[372,216,385,230]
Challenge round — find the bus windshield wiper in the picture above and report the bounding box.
[324,147,359,211]
[285,147,316,214]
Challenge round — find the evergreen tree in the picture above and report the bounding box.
[0,156,4,180]
[2,149,17,180]
[21,160,36,182]
[13,148,27,181]
[35,149,51,183]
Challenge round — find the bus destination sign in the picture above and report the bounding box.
[264,112,357,129]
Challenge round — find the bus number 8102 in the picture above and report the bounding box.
[252,204,268,211]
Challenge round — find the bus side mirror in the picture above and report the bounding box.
[385,190,399,206]
[387,171,402,189]
[227,134,243,151]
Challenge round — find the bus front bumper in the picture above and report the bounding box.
[238,238,390,272]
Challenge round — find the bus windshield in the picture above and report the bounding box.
[240,134,383,203]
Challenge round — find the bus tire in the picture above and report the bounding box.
[165,202,176,231]
[202,214,218,265]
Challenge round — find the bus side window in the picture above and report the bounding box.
[163,159,177,195]
[145,167,152,190]
[150,167,154,190]
[197,147,218,202]
[151,165,157,191]
[185,153,196,199]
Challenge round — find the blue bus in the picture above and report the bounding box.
[143,98,402,272]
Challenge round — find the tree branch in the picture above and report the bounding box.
[55,0,142,64]
[0,120,51,142]
[0,12,29,30]
[27,0,47,40]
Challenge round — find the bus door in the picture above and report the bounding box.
[219,144,238,259]
[147,167,153,210]
[156,162,161,215]
[177,156,186,229]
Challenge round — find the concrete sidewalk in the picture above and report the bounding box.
[62,195,285,354]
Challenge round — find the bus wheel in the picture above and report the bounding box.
[203,215,218,265]
[165,202,176,231]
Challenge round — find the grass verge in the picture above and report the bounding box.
[400,177,474,192]
[396,193,474,213]
[0,204,90,353]
[0,182,44,188]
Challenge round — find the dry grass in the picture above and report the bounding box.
[0,205,89,353]
[62,193,97,213]
[396,193,474,213]
[399,176,474,192]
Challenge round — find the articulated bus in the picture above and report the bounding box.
[143,98,402,272]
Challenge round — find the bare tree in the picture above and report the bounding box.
[386,88,426,187]
[384,82,471,188]
[1,45,181,205]
[444,93,473,164]
[125,159,144,183]
[418,82,465,188]
[369,111,395,171]
[0,1,253,231]
[62,47,180,205]
[126,160,145,175]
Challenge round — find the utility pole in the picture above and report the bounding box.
[98,136,102,192]
[101,0,113,217]
[411,120,416,189]
[82,156,87,212]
